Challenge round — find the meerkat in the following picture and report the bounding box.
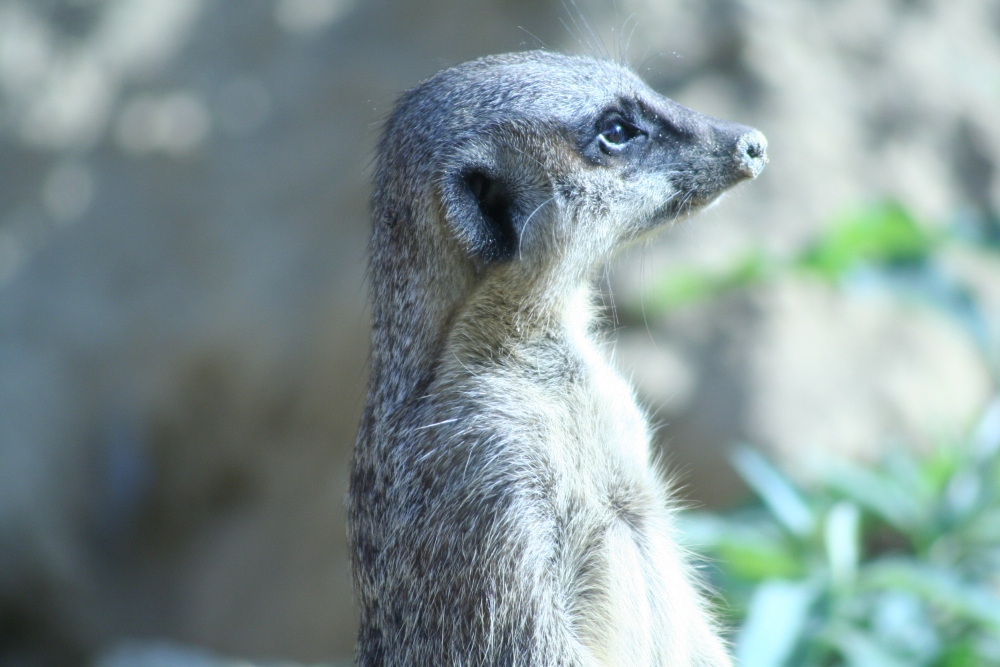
[349,51,767,666]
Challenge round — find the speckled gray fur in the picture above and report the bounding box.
[349,50,766,667]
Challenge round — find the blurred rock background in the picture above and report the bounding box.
[0,0,996,665]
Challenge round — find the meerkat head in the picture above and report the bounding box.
[375,50,766,287]
[368,51,766,406]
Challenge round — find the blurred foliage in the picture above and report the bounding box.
[643,253,771,312]
[799,202,938,278]
[669,203,1000,665]
[640,201,951,312]
[682,405,1000,667]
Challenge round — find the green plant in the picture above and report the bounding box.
[655,201,1000,665]
[635,200,947,316]
[798,202,938,279]
[681,402,1000,666]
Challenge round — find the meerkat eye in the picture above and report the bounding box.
[602,123,628,144]
[597,117,641,152]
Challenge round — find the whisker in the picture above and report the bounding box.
[517,26,549,50]
[518,196,557,260]
[415,418,458,431]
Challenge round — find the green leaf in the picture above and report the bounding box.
[863,560,1000,632]
[799,202,935,279]
[936,640,982,667]
[676,513,805,581]
[962,508,1000,546]
[716,538,806,581]
[736,580,819,667]
[823,460,926,538]
[972,396,1000,463]
[825,502,861,587]
[828,626,915,667]
[921,446,963,497]
[731,446,816,538]
[644,253,770,311]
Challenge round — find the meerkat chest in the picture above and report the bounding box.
[510,337,676,666]
[458,324,655,482]
[556,332,653,474]
[443,330,683,665]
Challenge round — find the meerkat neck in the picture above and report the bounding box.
[366,199,479,427]
[448,265,600,364]
[367,192,607,423]
[492,263,596,326]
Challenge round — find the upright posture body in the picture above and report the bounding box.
[349,51,766,666]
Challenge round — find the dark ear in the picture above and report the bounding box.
[463,169,518,261]
[443,165,519,263]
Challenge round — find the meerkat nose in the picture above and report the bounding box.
[736,129,768,178]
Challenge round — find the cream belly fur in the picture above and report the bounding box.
[435,286,722,667]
